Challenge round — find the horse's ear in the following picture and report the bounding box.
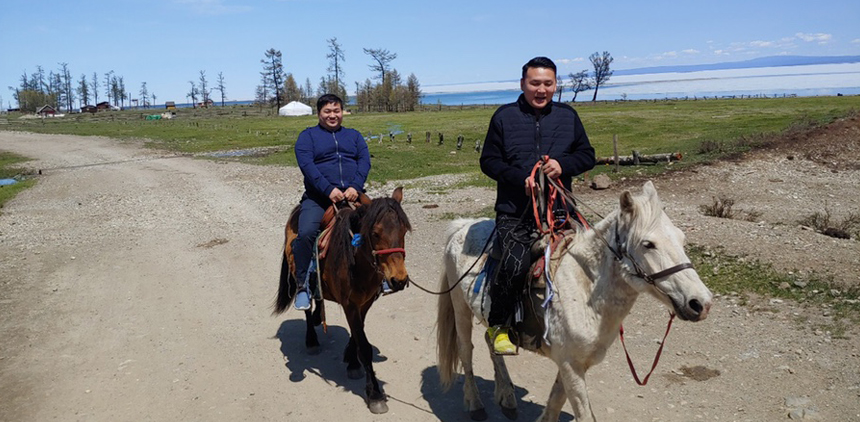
[392,186,403,203]
[358,192,372,206]
[642,180,657,198]
[620,190,636,215]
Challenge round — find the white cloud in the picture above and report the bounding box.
[556,58,585,65]
[750,40,774,48]
[795,32,832,44]
[681,49,700,55]
[851,39,860,44]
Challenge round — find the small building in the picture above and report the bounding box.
[36,105,57,117]
[81,105,97,113]
[197,99,214,108]
[165,101,176,110]
[96,101,113,112]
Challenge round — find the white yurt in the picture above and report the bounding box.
[278,101,313,116]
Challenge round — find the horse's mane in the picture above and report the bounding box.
[358,197,412,241]
[327,207,358,272]
[619,185,665,247]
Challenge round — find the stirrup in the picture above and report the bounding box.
[487,326,517,356]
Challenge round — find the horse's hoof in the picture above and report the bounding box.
[469,408,488,421]
[368,399,388,414]
[306,345,321,355]
[501,406,517,420]
[347,368,364,379]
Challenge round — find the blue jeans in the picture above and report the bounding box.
[293,197,327,290]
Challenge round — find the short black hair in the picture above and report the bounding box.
[316,93,343,112]
[522,57,557,79]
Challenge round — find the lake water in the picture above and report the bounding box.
[421,63,860,105]
[151,63,860,109]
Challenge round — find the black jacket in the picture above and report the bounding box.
[480,94,595,217]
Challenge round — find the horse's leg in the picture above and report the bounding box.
[554,360,595,422]
[535,371,566,422]
[304,308,320,355]
[344,304,388,414]
[343,336,363,379]
[483,333,518,420]
[451,294,486,420]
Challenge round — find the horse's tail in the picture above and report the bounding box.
[273,252,296,315]
[436,265,460,391]
[273,207,301,315]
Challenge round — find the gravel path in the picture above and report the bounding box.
[1,130,858,421]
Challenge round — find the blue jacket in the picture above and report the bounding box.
[480,94,595,216]
[295,124,371,203]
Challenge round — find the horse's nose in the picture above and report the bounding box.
[689,298,711,321]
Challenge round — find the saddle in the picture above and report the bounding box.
[282,202,344,283]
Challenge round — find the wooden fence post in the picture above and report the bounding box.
[613,134,619,173]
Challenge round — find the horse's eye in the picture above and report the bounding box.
[642,240,656,249]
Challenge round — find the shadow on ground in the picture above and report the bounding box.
[416,366,573,421]
[276,319,388,404]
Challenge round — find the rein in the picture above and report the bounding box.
[619,312,675,385]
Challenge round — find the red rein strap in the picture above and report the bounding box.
[372,248,406,257]
[529,158,571,241]
[619,312,675,386]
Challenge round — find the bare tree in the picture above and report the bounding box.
[104,71,114,105]
[117,76,126,108]
[568,70,591,102]
[589,51,614,102]
[90,72,99,105]
[260,48,285,108]
[363,48,397,85]
[215,72,227,106]
[556,74,565,102]
[326,37,345,91]
[59,63,73,111]
[77,73,89,107]
[187,80,198,108]
[198,70,210,106]
[151,92,157,107]
[140,82,149,108]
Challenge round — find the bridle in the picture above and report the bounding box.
[608,221,695,287]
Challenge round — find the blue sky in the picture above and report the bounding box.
[2,0,859,106]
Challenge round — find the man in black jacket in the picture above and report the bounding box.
[479,56,596,355]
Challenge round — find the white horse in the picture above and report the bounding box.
[436,181,713,421]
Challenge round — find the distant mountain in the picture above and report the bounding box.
[614,55,860,76]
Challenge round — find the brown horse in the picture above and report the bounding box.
[273,187,411,414]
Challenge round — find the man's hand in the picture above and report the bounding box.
[343,187,359,202]
[542,158,562,179]
[329,187,345,203]
[524,176,537,197]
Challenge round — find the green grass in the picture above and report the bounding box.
[0,151,36,212]
[688,245,860,326]
[5,96,860,185]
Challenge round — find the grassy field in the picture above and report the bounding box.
[4,95,860,185]
[0,151,36,213]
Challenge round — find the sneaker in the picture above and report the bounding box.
[487,326,517,355]
[294,289,311,311]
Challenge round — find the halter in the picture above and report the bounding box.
[610,222,695,286]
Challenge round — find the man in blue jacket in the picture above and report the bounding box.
[293,94,371,310]
[480,57,596,354]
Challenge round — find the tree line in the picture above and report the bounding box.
[256,39,422,113]
[6,64,168,113]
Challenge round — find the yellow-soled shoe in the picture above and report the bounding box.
[487,326,517,356]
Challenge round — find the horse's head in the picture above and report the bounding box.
[615,181,713,322]
[359,187,412,292]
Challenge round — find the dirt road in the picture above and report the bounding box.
[1,131,858,421]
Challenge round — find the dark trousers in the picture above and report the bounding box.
[293,197,327,289]
[488,214,537,327]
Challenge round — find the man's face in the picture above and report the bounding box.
[520,67,556,110]
[318,102,343,130]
